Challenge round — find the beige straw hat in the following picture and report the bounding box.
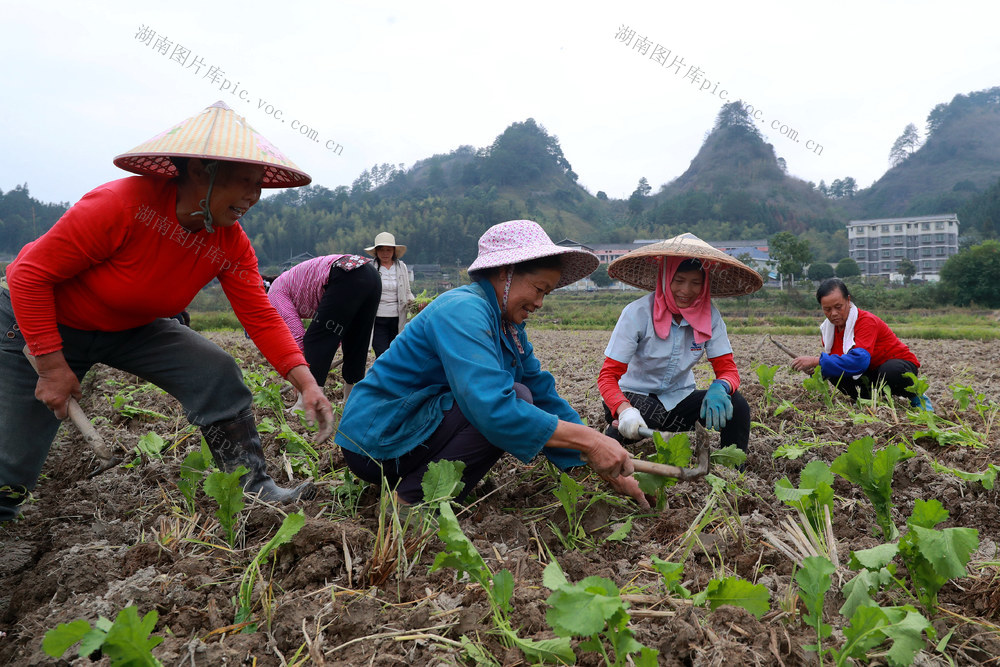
[608,233,763,297]
[365,231,407,258]
[113,101,311,187]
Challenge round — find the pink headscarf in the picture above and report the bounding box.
[652,256,713,343]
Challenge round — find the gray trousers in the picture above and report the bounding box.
[0,287,251,516]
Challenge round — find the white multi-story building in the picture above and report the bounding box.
[847,214,959,281]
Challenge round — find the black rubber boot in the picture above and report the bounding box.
[0,485,28,522]
[201,408,316,503]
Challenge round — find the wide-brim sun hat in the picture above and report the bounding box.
[365,231,407,258]
[113,101,311,188]
[609,233,763,297]
[467,219,599,289]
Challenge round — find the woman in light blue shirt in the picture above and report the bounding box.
[599,234,762,456]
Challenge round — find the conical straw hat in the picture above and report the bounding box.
[608,233,763,297]
[113,101,311,187]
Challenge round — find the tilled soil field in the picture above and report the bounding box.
[2,330,1000,666]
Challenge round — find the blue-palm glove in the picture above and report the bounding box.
[700,381,733,431]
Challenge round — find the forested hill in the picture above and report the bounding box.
[854,87,1000,220]
[5,87,1000,267]
[0,186,70,259]
[240,118,608,268]
[613,101,850,261]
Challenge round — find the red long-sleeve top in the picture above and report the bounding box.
[6,176,305,376]
[598,353,740,417]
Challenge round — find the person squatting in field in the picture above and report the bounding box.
[791,277,932,411]
[334,219,650,508]
[366,231,415,358]
[0,101,333,522]
[599,234,763,456]
[267,254,381,412]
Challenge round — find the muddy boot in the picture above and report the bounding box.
[0,485,28,522]
[343,382,354,403]
[201,408,316,503]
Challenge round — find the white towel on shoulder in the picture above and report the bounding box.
[821,303,858,353]
[820,303,860,378]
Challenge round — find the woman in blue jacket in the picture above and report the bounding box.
[334,220,648,508]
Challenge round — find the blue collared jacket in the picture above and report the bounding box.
[334,279,584,470]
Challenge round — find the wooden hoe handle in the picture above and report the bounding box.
[22,345,115,462]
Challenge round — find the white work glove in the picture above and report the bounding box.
[617,406,647,440]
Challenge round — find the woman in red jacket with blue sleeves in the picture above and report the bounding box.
[791,278,931,411]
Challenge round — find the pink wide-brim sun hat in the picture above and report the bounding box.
[467,220,599,289]
[113,100,311,188]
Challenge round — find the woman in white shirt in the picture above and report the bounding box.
[367,232,415,357]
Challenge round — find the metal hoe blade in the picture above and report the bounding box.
[632,422,711,481]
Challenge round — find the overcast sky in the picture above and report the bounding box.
[2,1,997,207]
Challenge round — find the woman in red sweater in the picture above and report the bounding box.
[0,102,332,522]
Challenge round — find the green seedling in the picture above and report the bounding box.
[421,458,465,503]
[43,606,163,666]
[235,510,306,632]
[204,466,248,547]
[902,372,930,407]
[852,381,899,425]
[772,438,838,461]
[842,499,979,617]
[135,432,167,461]
[691,575,771,619]
[649,556,691,598]
[634,432,691,510]
[830,437,914,541]
[774,399,802,416]
[775,460,835,535]
[543,559,659,666]
[604,516,634,543]
[771,462,839,566]
[106,381,169,422]
[177,447,210,514]
[276,423,321,477]
[898,499,979,614]
[710,445,746,469]
[796,556,836,661]
[754,363,781,408]
[329,467,367,517]
[365,460,463,588]
[909,410,986,448]
[949,383,983,412]
[431,501,574,664]
[945,382,1000,441]
[408,289,435,316]
[929,460,1000,489]
[550,472,611,551]
[803,366,836,409]
[830,604,932,667]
